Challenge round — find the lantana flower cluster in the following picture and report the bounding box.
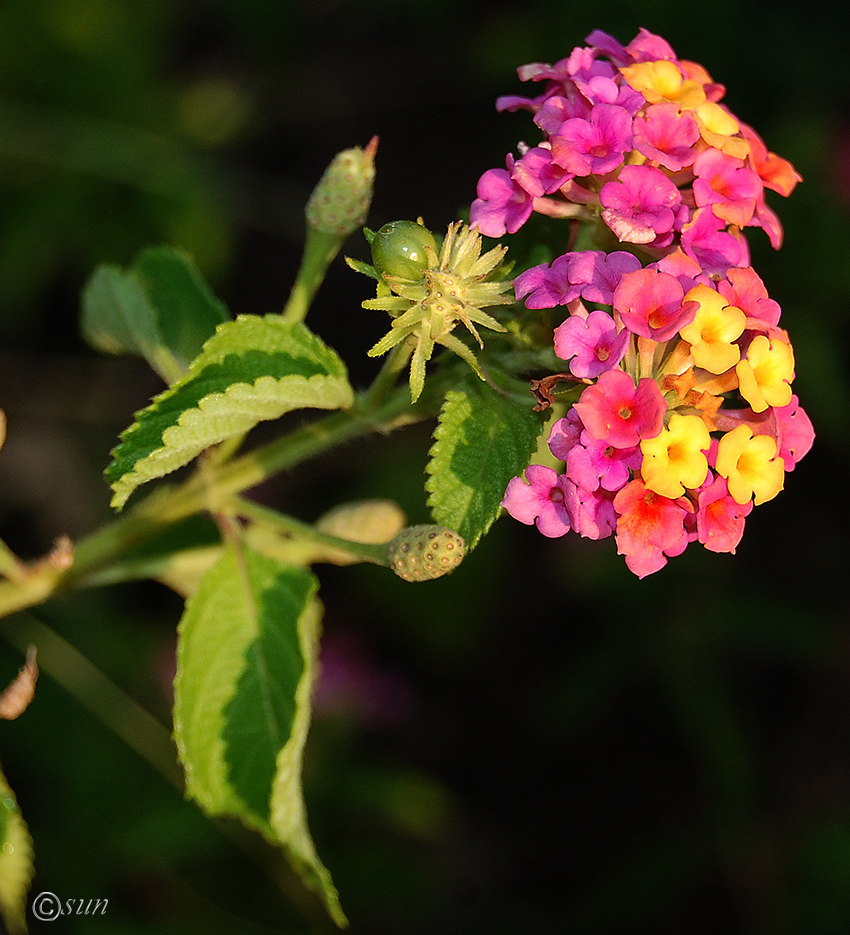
[475,28,814,577]
[471,27,801,262]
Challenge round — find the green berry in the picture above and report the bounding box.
[371,220,438,281]
[388,525,465,582]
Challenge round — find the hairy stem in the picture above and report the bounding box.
[0,372,442,619]
[232,496,391,567]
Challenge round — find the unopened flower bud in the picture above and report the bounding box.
[387,525,465,582]
[316,500,407,565]
[306,136,378,237]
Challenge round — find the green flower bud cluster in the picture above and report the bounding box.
[306,136,378,237]
[388,524,465,582]
[349,218,514,401]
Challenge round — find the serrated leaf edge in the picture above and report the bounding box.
[425,380,543,550]
[110,371,352,508]
[108,315,354,509]
[425,386,477,539]
[269,598,348,927]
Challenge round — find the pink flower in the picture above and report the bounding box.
[613,479,691,578]
[470,156,534,237]
[533,94,587,135]
[584,29,629,66]
[502,465,572,537]
[554,309,629,377]
[565,430,641,492]
[573,73,645,114]
[514,255,578,308]
[613,267,698,342]
[551,103,633,176]
[632,102,700,171]
[696,474,752,553]
[772,395,815,471]
[624,27,679,63]
[600,165,682,244]
[693,149,763,228]
[654,248,705,293]
[565,483,618,539]
[473,29,810,579]
[565,45,616,82]
[570,250,642,304]
[753,198,784,250]
[547,410,583,461]
[573,370,666,449]
[511,146,573,197]
[680,207,750,274]
[717,266,781,329]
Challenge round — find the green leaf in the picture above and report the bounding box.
[82,264,180,381]
[0,763,33,935]
[173,545,346,926]
[106,315,355,509]
[425,374,545,550]
[81,246,229,383]
[134,246,231,370]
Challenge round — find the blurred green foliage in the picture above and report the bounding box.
[0,1,849,932]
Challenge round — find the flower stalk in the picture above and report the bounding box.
[283,136,378,324]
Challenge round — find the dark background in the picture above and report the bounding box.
[0,1,848,932]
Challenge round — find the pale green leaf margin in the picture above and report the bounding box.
[173,545,347,927]
[269,594,342,922]
[107,315,354,510]
[0,762,33,935]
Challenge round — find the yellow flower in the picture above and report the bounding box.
[640,413,711,498]
[716,424,785,505]
[621,61,706,109]
[693,102,750,159]
[735,334,794,412]
[679,284,746,374]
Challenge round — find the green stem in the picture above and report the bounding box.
[282,227,345,324]
[231,495,390,567]
[0,373,445,619]
[0,538,26,582]
[2,614,184,789]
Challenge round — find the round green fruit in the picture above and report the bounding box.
[371,220,438,281]
[388,525,465,582]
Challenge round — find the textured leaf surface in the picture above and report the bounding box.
[426,375,545,549]
[173,545,346,925]
[106,315,354,509]
[0,764,33,935]
[81,246,229,383]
